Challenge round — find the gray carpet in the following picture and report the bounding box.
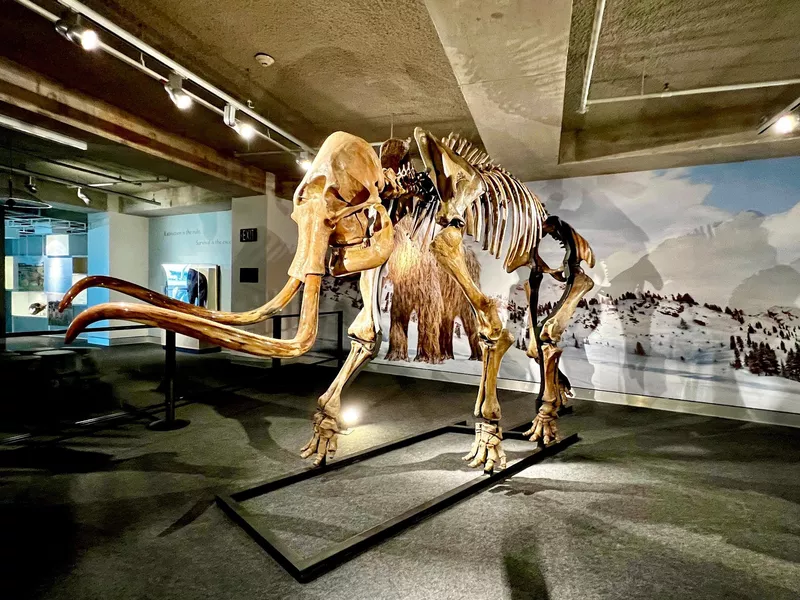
[1,348,798,599]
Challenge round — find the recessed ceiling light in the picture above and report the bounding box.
[254,52,275,67]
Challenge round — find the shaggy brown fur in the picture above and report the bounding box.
[438,249,482,360]
[385,219,481,363]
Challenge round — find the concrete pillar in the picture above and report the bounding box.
[231,174,286,335]
[85,197,149,345]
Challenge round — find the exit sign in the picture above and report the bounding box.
[240,228,258,242]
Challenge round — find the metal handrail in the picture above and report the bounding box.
[1,324,150,338]
[0,310,344,338]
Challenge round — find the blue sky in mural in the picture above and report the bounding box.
[681,156,800,216]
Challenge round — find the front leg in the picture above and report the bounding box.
[300,267,381,466]
[431,226,512,473]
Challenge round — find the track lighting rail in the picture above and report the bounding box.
[14,0,313,157]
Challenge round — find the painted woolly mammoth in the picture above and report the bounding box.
[384,218,481,363]
[58,129,595,474]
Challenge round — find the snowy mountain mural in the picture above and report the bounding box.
[318,156,800,415]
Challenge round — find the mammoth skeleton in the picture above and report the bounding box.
[59,129,594,472]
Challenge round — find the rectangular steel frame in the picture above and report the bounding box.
[216,422,579,582]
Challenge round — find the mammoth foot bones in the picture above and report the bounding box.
[524,404,561,445]
[300,411,339,467]
[299,412,560,471]
[463,421,507,473]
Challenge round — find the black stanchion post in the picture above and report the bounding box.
[336,311,344,368]
[272,315,282,369]
[148,330,190,431]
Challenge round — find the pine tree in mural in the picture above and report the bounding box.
[731,345,742,370]
[785,345,800,382]
[763,343,780,376]
[745,342,781,376]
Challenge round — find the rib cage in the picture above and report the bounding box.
[442,134,548,272]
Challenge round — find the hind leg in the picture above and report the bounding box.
[525,218,594,443]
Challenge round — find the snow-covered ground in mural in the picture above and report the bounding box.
[363,285,800,414]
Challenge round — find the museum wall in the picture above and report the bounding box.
[86,211,149,343]
[299,155,800,417]
[148,211,233,311]
[521,157,800,415]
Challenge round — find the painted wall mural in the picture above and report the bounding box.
[320,156,800,415]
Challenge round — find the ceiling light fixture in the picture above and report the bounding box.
[164,72,192,110]
[236,122,256,141]
[55,11,99,50]
[76,186,91,205]
[296,151,312,172]
[1,177,52,210]
[17,0,314,156]
[223,104,256,140]
[0,113,88,150]
[774,114,798,135]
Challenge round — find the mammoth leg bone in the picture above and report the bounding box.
[64,276,321,358]
[58,275,301,325]
[525,219,594,444]
[301,266,383,467]
[431,225,511,473]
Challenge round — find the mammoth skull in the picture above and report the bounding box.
[55,132,394,359]
[289,131,394,279]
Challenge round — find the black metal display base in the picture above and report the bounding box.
[216,421,578,582]
[147,418,191,431]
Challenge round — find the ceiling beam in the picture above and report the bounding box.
[0,57,267,194]
[423,0,573,180]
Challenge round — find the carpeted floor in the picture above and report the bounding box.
[1,346,798,599]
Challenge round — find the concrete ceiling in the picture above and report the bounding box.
[77,0,480,143]
[3,0,800,189]
[557,0,800,176]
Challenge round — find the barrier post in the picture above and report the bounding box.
[148,330,190,430]
[272,315,282,369]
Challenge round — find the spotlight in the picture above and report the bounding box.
[80,29,99,50]
[223,104,256,140]
[341,406,361,427]
[296,151,312,171]
[164,72,192,110]
[76,186,91,205]
[236,122,256,140]
[774,114,798,134]
[25,176,37,194]
[55,12,99,51]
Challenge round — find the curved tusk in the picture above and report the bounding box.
[59,276,302,325]
[65,276,322,359]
